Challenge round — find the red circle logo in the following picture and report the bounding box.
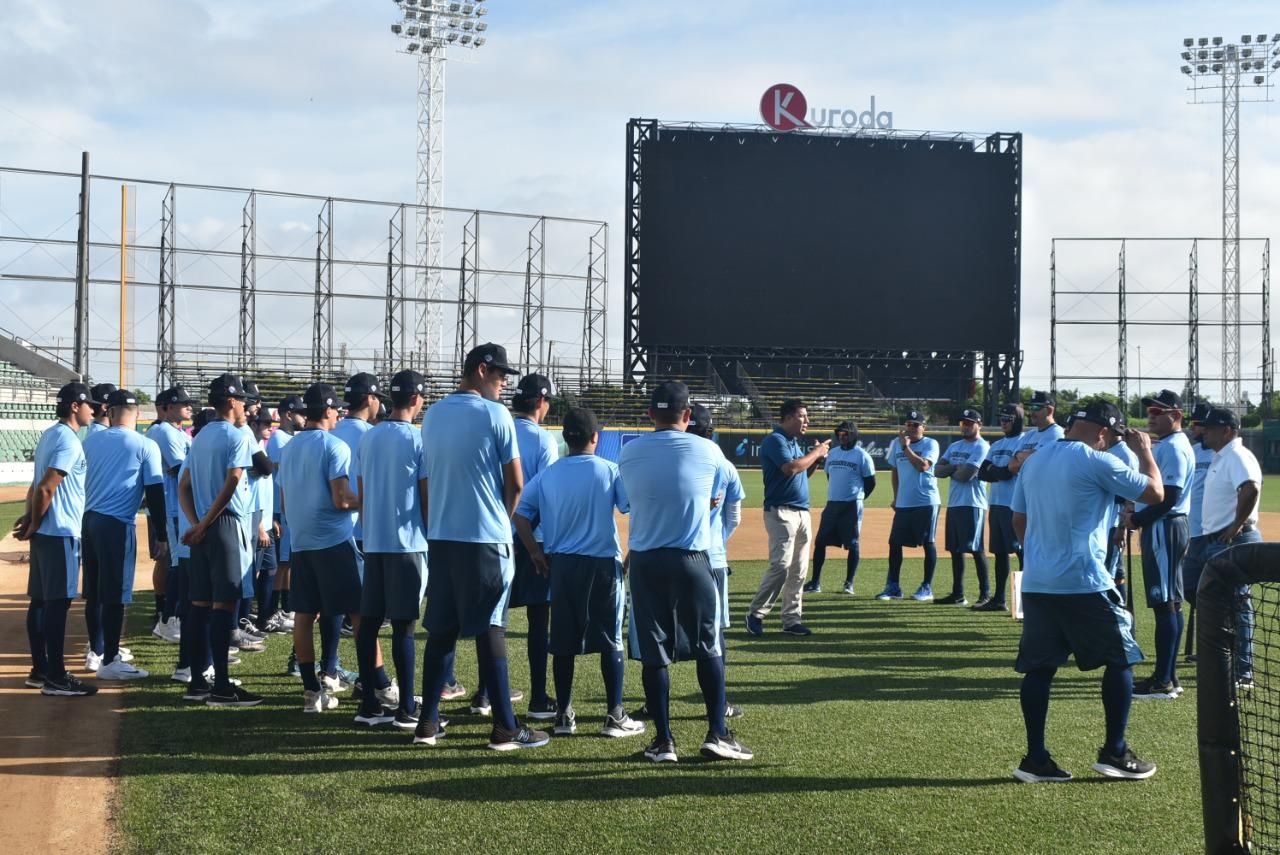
[760,83,809,131]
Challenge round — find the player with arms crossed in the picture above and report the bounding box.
[934,409,991,606]
[805,420,875,596]
[976,404,1030,611]
[877,410,941,602]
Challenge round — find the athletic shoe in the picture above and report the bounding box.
[469,692,492,716]
[601,708,645,738]
[934,592,968,606]
[376,684,400,709]
[1172,677,1185,697]
[527,697,558,720]
[320,672,352,694]
[973,598,1008,612]
[171,667,192,684]
[200,666,240,687]
[842,581,856,595]
[1092,746,1157,780]
[226,653,242,665]
[340,617,354,637]
[233,631,266,653]
[1132,677,1178,700]
[509,688,525,703]
[97,656,150,681]
[875,586,903,601]
[265,610,294,633]
[1237,676,1255,692]
[24,669,46,689]
[182,684,211,702]
[632,703,650,720]
[488,724,551,751]
[1013,755,1073,783]
[911,584,934,602]
[153,617,182,644]
[118,646,133,662]
[745,614,764,637]
[303,689,339,713]
[644,736,678,763]
[1184,652,1198,664]
[85,650,103,672]
[553,707,578,735]
[781,623,813,637]
[207,686,264,708]
[802,582,821,594]
[354,705,396,727]
[42,673,98,696]
[700,729,753,760]
[412,716,446,746]
[333,665,359,684]
[440,681,467,701]
[285,651,301,677]
[725,702,744,719]
[393,707,420,730]
[238,619,269,641]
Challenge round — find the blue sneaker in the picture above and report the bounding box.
[745,614,764,637]
[875,586,903,601]
[912,584,934,602]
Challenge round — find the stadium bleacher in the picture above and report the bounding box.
[0,358,58,465]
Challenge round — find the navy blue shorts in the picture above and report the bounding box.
[1180,534,1211,607]
[710,565,731,629]
[549,553,624,656]
[945,506,985,553]
[508,536,551,607]
[291,539,364,616]
[82,511,137,605]
[889,505,939,547]
[189,513,251,604]
[256,524,278,582]
[275,515,292,563]
[423,540,513,638]
[629,548,721,667]
[27,534,79,601]
[1140,515,1189,607]
[361,552,425,621]
[815,500,862,549]
[1015,589,1144,673]
[987,505,1020,555]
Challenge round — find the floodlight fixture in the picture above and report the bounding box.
[1199,37,1209,45]
[407,42,420,52]
[1255,75,1265,84]
[1243,34,1253,43]
[1182,51,1192,60]
[474,36,485,46]
[1182,65,1193,74]
[1259,34,1268,42]
[1213,36,1223,45]
[447,31,458,41]
[392,22,402,33]
[1185,37,1195,46]
[475,21,487,31]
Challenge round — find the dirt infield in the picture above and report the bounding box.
[0,485,29,503]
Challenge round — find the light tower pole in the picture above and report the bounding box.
[1179,33,1277,412]
[391,0,489,374]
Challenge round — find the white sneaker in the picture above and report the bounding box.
[233,631,266,652]
[321,672,352,693]
[303,689,339,713]
[376,684,400,708]
[153,617,182,644]
[202,666,242,687]
[118,646,133,662]
[85,650,103,672]
[171,667,192,684]
[97,655,150,681]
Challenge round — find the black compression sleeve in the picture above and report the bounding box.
[144,482,167,525]
[862,474,877,499]
[1130,485,1182,528]
[251,450,274,477]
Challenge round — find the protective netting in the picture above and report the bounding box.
[1235,582,1280,853]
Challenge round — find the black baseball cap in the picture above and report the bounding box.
[89,383,117,406]
[1202,407,1241,429]
[1027,391,1054,408]
[208,373,248,403]
[106,389,138,408]
[389,369,426,405]
[157,385,194,406]
[960,408,983,423]
[688,402,713,437]
[277,394,304,415]
[998,403,1023,421]
[344,372,390,405]
[249,407,277,426]
[562,407,599,445]
[191,408,216,435]
[1189,402,1214,424]
[1071,400,1127,435]
[513,373,556,404]
[1142,389,1184,411]
[463,342,519,376]
[243,381,262,405]
[650,380,690,414]
[56,381,91,405]
[303,383,341,415]
[903,409,925,425]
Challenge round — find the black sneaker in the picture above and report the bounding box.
[553,707,577,735]
[182,682,212,702]
[354,705,396,727]
[801,582,821,594]
[393,707,420,730]
[632,703,650,720]
[1132,677,1178,700]
[973,599,1008,612]
[780,623,813,637]
[469,691,492,716]
[24,669,46,689]
[934,592,968,606]
[725,701,744,718]
[970,596,992,609]
[41,673,98,696]
[488,724,551,751]
[1013,755,1073,783]
[413,716,446,746]
[207,686,264,708]
[1184,652,1198,664]
[700,729,753,760]
[527,697,557,721]
[1093,746,1156,780]
[601,707,645,738]
[644,736,678,763]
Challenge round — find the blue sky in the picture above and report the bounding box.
[1,0,1278,399]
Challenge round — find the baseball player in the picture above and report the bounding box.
[877,409,941,602]
[86,383,116,437]
[265,395,302,669]
[146,385,194,644]
[81,381,117,664]
[333,373,387,551]
[82,389,166,680]
[233,382,271,651]
[246,407,278,638]
[934,409,991,605]
[13,381,96,696]
[1011,400,1162,783]
[619,380,752,763]
[805,420,875,595]
[514,406,644,738]
[1123,390,1194,700]
[415,343,548,750]
[1178,402,1215,620]
[975,403,1031,611]
[1101,412,1139,589]
[1007,391,1063,476]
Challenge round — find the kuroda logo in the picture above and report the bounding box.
[760,83,894,132]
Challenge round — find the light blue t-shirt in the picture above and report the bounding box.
[514,416,559,540]
[352,420,427,554]
[279,429,354,551]
[146,421,190,520]
[1135,429,1195,517]
[32,421,87,537]
[173,457,192,560]
[825,445,875,503]
[421,392,519,544]
[83,426,164,523]
[187,419,256,520]
[1018,423,1064,454]
[516,454,629,558]
[251,437,273,520]
[1188,440,1215,537]
[1012,439,1149,594]
[1104,440,1139,532]
[332,417,373,540]
[84,421,107,438]
[708,451,745,569]
[887,436,940,508]
[618,430,723,552]
[940,436,990,509]
[985,431,1031,507]
[265,427,293,515]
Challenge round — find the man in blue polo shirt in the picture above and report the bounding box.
[146,385,193,644]
[877,409,941,602]
[976,403,1031,611]
[83,389,166,680]
[14,381,96,697]
[414,343,548,751]
[805,420,875,596]
[934,409,991,606]
[746,398,829,637]
[1011,400,1162,783]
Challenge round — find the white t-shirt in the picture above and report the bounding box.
[1201,438,1262,534]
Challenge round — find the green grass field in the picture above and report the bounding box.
[0,500,23,537]
[112,559,1201,855]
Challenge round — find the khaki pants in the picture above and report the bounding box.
[748,506,812,628]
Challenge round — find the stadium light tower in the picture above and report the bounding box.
[1179,32,1278,412]
[390,0,490,373]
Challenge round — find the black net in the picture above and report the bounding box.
[1236,581,1280,853]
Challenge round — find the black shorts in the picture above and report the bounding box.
[291,539,364,616]
[423,540,513,638]
[549,553,625,656]
[361,552,425,621]
[815,500,862,549]
[508,536,551,608]
[1140,515,1189,608]
[27,533,80,601]
[628,548,720,667]
[1015,589,1144,673]
[944,506,985,553]
[888,505,939,547]
[82,511,137,605]
[189,513,251,604]
[988,505,1020,555]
